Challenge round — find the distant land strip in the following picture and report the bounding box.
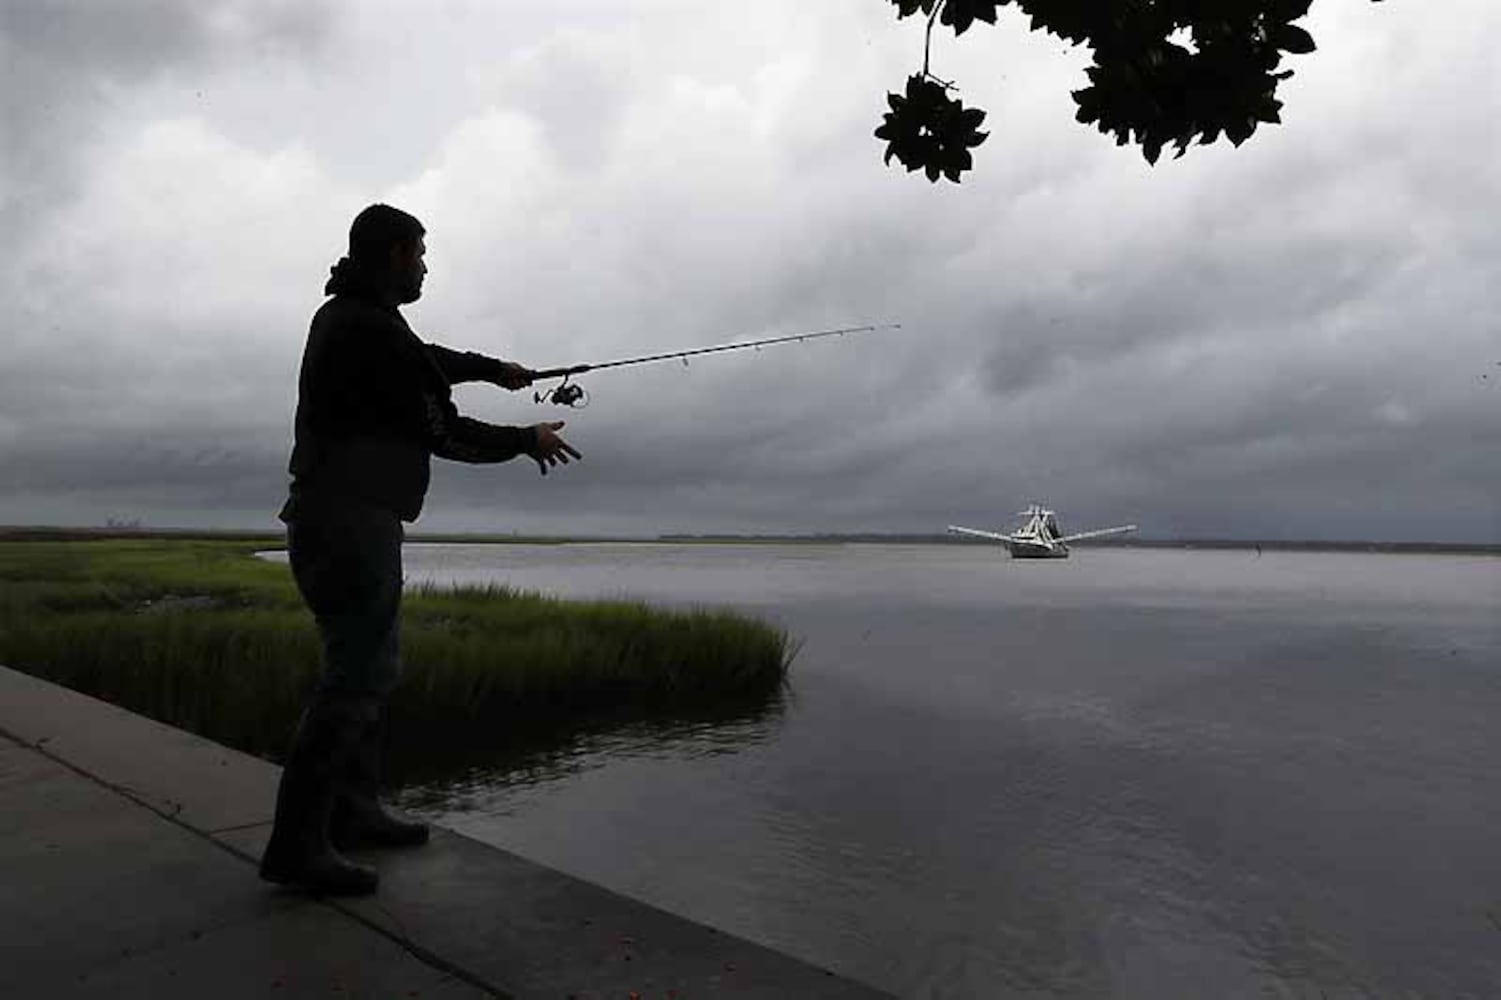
[1,525,1497,555]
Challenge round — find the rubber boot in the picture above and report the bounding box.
[330,709,430,851]
[259,699,380,895]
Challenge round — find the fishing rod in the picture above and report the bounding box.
[528,323,902,408]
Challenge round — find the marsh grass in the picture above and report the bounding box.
[0,539,791,762]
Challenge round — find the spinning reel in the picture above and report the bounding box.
[534,376,589,409]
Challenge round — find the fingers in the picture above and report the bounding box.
[540,444,578,467]
[531,421,579,475]
[534,452,571,474]
[533,438,580,474]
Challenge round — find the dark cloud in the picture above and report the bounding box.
[0,1,1496,542]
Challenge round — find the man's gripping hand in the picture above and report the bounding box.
[528,421,581,476]
[492,362,536,391]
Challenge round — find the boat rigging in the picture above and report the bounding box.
[948,505,1137,560]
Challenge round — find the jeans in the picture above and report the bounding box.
[286,503,405,701]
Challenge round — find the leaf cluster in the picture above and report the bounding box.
[875,74,990,182]
[893,0,1005,35]
[880,0,1382,178]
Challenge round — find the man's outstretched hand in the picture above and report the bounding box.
[493,362,536,390]
[529,421,581,475]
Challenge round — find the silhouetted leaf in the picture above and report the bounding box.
[892,0,939,19]
[1273,24,1316,54]
[1226,116,1257,144]
[1271,0,1315,21]
[941,0,1004,36]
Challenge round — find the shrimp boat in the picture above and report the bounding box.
[947,504,1136,559]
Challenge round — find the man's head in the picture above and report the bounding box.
[347,203,427,304]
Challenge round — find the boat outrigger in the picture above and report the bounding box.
[947,505,1137,560]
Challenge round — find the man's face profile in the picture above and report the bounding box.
[389,235,427,304]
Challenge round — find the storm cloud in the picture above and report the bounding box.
[2,0,1496,542]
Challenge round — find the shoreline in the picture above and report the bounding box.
[3,525,1498,556]
[0,538,790,764]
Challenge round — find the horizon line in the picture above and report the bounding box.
[1,525,1497,553]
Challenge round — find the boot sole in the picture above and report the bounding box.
[331,830,431,851]
[259,861,379,896]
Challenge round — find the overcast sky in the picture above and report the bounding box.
[2,0,1496,542]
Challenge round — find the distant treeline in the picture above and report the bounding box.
[656,534,1501,555]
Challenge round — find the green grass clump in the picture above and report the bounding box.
[0,539,791,761]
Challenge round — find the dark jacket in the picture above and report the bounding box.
[280,292,536,523]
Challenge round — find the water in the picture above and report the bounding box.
[384,543,1499,998]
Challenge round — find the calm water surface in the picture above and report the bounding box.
[386,544,1499,998]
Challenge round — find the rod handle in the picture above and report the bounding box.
[531,364,594,379]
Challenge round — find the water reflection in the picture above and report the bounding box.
[388,692,790,813]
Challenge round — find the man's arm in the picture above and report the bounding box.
[430,409,537,463]
[426,343,534,389]
[430,406,581,476]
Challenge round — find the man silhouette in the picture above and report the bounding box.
[260,203,579,895]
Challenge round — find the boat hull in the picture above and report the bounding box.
[1008,541,1068,559]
